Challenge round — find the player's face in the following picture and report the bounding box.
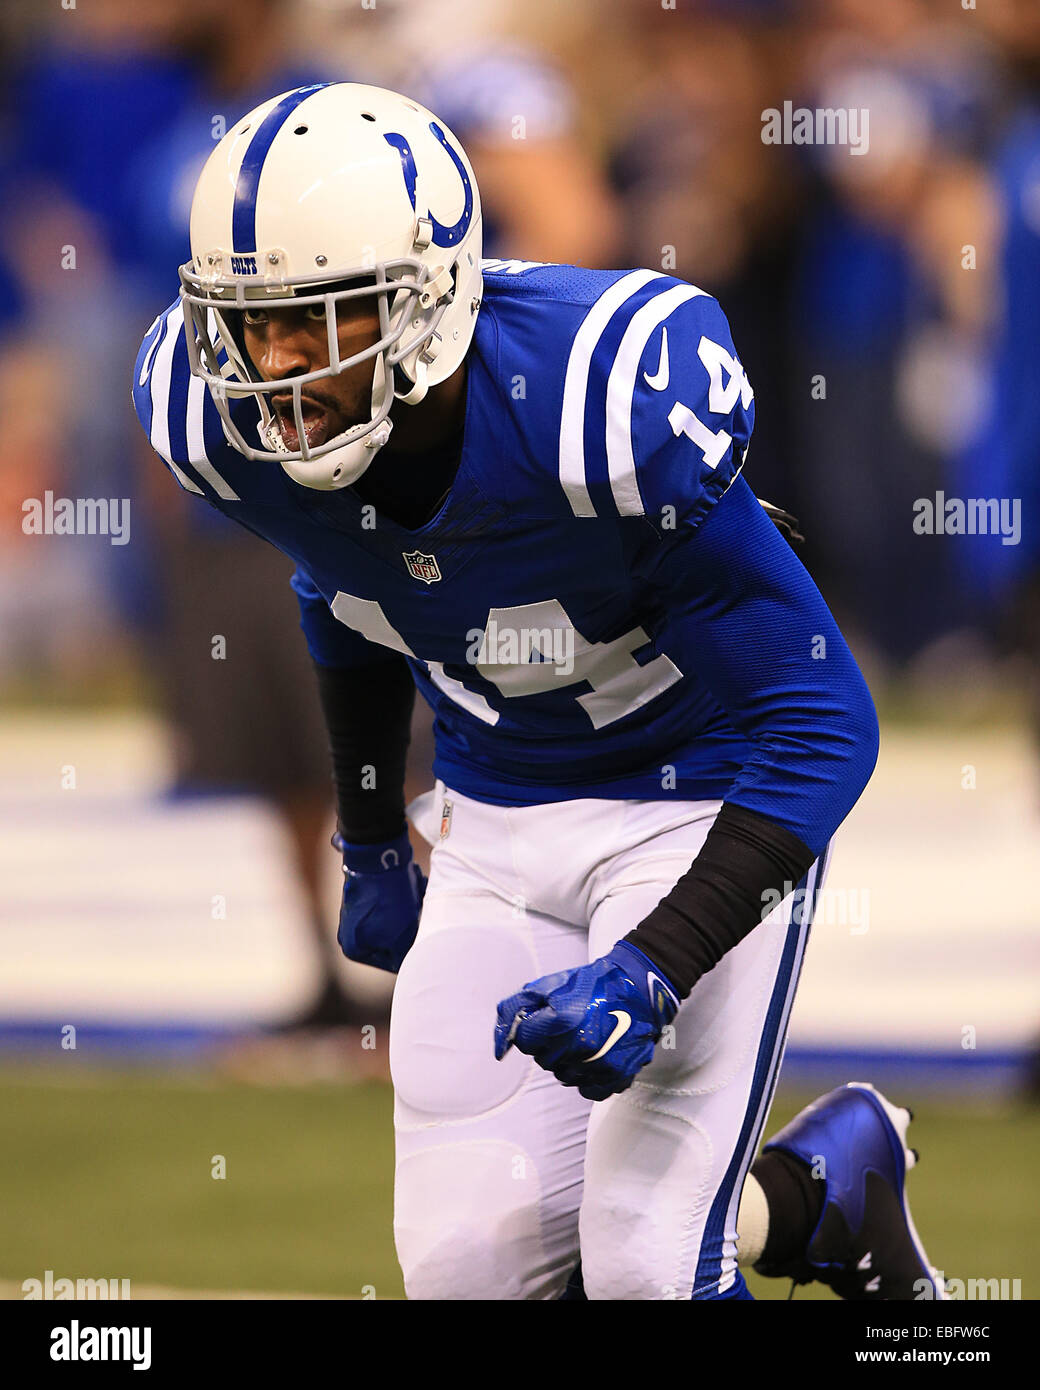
[240,296,382,451]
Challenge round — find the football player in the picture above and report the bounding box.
[132,82,944,1301]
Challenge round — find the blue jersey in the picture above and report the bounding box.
[133,261,877,854]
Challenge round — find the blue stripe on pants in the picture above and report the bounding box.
[692,843,831,1299]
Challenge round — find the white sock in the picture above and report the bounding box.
[736,1173,769,1267]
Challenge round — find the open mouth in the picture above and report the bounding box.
[274,396,330,451]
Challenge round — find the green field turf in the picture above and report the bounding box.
[1,1064,1036,1301]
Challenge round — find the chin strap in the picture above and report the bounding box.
[396,302,449,405]
[395,356,430,406]
[395,261,455,405]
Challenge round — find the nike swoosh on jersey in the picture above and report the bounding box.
[584,1009,632,1062]
[642,327,669,391]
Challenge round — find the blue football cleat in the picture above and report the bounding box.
[755,1082,947,1300]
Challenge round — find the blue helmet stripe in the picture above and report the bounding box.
[232,83,331,253]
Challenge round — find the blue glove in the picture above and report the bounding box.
[494,941,680,1101]
[333,827,427,974]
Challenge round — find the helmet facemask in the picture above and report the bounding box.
[179,254,454,489]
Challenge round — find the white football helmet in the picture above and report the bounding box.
[179,82,483,489]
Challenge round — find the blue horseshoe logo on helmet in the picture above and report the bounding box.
[383,122,474,248]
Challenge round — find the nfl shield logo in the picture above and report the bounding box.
[402,549,442,584]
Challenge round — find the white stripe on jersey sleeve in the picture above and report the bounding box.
[149,305,239,501]
[186,368,240,501]
[558,269,661,518]
[137,311,165,388]
[605,281,708,516]
[148,307,205,496]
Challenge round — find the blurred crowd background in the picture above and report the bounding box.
[0,0,1037,1032]
[3,0,1038,686]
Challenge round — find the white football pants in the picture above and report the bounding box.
[390,782,830,1300]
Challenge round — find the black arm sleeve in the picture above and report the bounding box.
[313,655,416,844]
[624,802,817,1000]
